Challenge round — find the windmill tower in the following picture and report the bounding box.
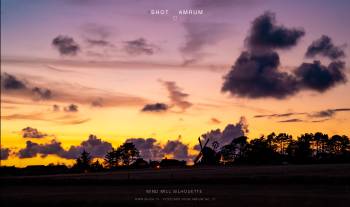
[193,137,220,165]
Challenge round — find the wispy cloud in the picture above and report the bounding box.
[278,119,303,123]
[1,72,148,108]
[2,112,90,125]
[161,80,192,112]
[255,108,350,123]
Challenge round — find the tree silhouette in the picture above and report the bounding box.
[104,148,119,169]
[287,134,313,164]
[274,133,292,155]
[220,144,236,164]
[74,150,91,172]
[118,142,140,166]
[90,160,104,172]
[104,143,140,168]
[245,137,279,164]
[328,135,349,155]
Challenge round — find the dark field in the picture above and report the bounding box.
[1,164,350,207]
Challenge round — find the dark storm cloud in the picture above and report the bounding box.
[64,104,79,112]
[18,135,112,159]
[294,60,347,92]
[1,147,10,160]
[141,103,169,112]
[195,117,249,150]
[305,35,346,60]
[162,81,192,112]
[21,127,47,138]
[222,12,347,99]
[163,140,189,160]
[1,73,26,90]
[124,38,157,55]
[52,35,80,56]
[245,11,305,50]
[125,138,164,161]
[278,118,303,123]
[32,87,52,100]
[311,108,350,118]
[222,50,299,99]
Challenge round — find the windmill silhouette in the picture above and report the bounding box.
[193,137,220,165]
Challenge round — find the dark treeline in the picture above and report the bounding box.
[218,132,350,165]
[0,132,349,176]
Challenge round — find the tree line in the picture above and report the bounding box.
[72,132,350,172]
[1,132,349,175]
[218,132,350,165]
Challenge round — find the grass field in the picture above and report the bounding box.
[1,164,350,207]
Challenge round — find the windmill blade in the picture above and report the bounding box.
[198,137,203,150]
[203,138,210,148]
[193,152,203,164]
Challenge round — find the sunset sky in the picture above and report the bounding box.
[1,0,350,167]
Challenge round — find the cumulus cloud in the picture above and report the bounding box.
[52,35,80,56]
[125,138,164,161]
[64,104,79,112]
[18,140,63,158]
[21,127,47,138]
[1,147,10,160]
[60,134,113,159]
[294,60,346,92]
[141,103,168,112]
[305,35,346,60]
[196,116,249,150]
[163,140,189,160]
[245,11,305,50]
[222,50,299,98]
[1,73,26,90]
[222,11,347,99]
[126,138,191,161]
[17,135,112,159]
[162,81,192,112]
[124,38,157,55]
